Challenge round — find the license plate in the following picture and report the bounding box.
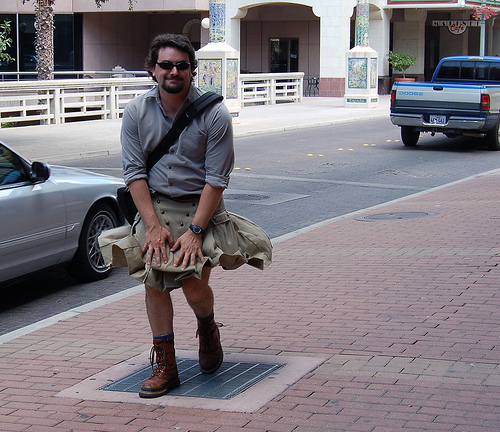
[429,114,446,125]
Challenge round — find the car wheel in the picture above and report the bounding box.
[485,121,500,151]
[67,202,118,281]
[401,126,419,147]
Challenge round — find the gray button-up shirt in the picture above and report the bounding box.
[121,85,234,197]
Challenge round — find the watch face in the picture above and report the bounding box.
[190,224,203,234]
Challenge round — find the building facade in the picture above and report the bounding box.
[1,1,499,96]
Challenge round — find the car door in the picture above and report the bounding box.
[0,145,67,283]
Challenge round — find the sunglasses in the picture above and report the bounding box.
[156,61,191,71]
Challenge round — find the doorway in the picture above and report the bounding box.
[270,38,299,73]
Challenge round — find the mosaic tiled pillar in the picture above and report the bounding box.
[209,0,226,43]
[355,0,369,47]
[197,0,240,122]
[344,0,378,108]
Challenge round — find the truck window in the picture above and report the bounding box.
[460,61,475,79]
[475,62,489,80]
[435,61,460,79]
[490,63,500,81]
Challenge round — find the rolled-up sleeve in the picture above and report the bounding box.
[122,102,149,186]
[204,103,234,189]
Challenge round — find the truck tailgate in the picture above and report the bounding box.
[392,83,482,117]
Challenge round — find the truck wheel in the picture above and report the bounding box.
[485,121,500,151]
[401,127,419,147]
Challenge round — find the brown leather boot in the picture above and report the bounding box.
[139,339,180,398]
[196,315,223,374]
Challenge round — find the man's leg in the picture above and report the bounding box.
[139,285,180,398]
[182,267,214,317]
[182,267,223,374]
[145,285,174,335]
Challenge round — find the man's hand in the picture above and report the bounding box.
[170,230,205,270]
[128,179,175,267]
[143,224,175,267]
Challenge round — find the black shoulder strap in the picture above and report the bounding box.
[146,91,224,172]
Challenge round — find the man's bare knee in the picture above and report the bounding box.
[145,285,172,300]
[182,269,214,316]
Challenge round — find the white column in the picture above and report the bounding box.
[197,0,241,122]
[344,0,379,108]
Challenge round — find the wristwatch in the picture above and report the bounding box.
[189,224,205,235]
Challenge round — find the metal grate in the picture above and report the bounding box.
[356,211,438,221]
[100,359,282,400]
[224,193,270,201]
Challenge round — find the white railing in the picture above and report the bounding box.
[240,72,304,106]
[0,77,156,127]
[0,72,304,127]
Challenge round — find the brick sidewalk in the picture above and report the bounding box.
[0,170,499,432]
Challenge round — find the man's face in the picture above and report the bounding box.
[152,46,193,95]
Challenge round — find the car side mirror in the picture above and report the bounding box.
[30,161,51,183]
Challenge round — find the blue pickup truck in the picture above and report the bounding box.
[390,56,500,151]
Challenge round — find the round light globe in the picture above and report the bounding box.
[201,17,210,29]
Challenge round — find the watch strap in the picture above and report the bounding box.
[189,224,204,235]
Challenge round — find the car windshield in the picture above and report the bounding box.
[0,145,29,186]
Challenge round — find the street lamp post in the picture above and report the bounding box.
[475,1,499,56]
[480,2,486,56]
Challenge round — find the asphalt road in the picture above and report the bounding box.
[1,117,499,335]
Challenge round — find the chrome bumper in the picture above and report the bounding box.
[390,113,486,130]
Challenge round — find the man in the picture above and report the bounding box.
[121,34,235,399]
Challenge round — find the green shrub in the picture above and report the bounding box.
[387,51,416,78]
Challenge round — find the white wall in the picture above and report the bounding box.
[391,9,426,78]
[82,12,202,71]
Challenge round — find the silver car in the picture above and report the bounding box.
[0,141,125,284]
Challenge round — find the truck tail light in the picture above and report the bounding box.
[481,94,490,111]
[391,90,396,108]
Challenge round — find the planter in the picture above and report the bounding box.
[394,77,415,83]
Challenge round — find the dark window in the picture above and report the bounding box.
[270,38,299,73]
[460,61,474,80]
[0,14,17,73]
[0,146,28,186]
[54,15,74,70]
[0,14,78,76]
[434,60,500,82]
[489,63,500,81]
[475,61,489,80]
[435,60,460,80]
[18,15,36,72]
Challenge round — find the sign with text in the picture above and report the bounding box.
[432,20,480,35]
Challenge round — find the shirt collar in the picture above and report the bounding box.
[150,84,201,121]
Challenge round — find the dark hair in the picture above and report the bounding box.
[145,33,197,82]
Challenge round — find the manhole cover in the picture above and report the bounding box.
[224,193,270,201]
[100,359,282,400]
[355,211,438,221]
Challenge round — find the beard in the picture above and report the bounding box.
[160,76,186,94]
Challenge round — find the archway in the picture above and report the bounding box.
[239,3,319,78]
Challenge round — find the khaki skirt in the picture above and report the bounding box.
[98,193,272,291]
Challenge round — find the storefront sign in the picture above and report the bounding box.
[432,20,480,35]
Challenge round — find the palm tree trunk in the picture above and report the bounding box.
[35,0,55,80]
